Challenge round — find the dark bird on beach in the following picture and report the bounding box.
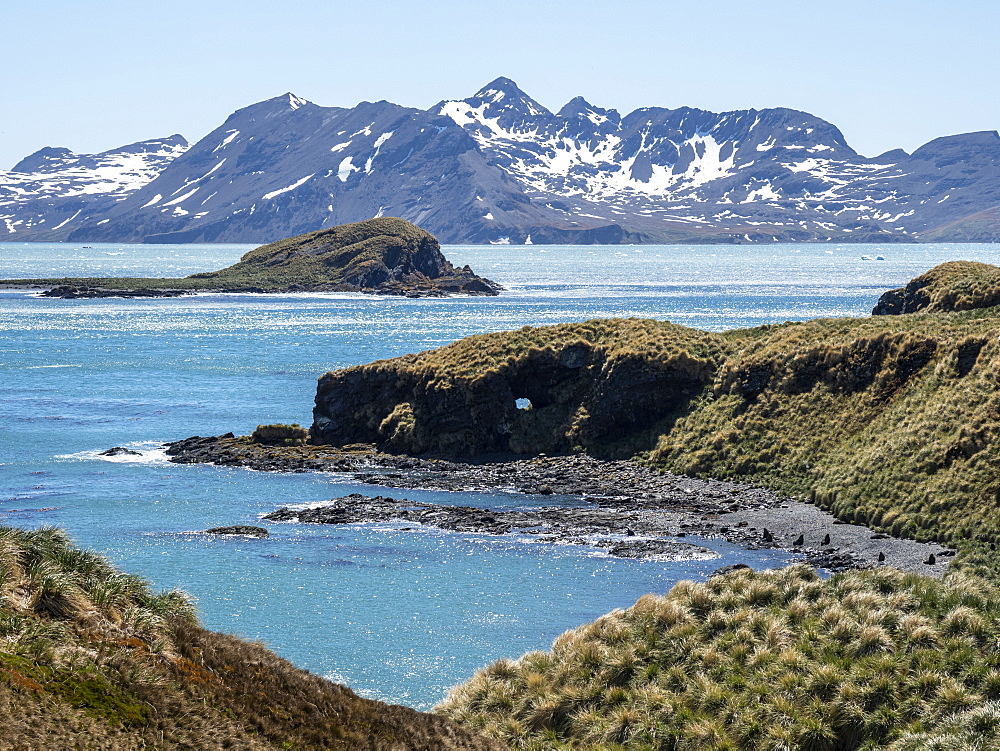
[822,533,830,546]
[793,534,804,546]
[925,553,937,565]
[762,529,773,542]
[878,552,885,562]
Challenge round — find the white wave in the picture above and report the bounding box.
[56,441,172,464]
[25,364,82,369]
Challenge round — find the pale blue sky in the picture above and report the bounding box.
[2,0,997,169]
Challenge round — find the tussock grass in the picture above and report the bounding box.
[649,305,1000,567]
[251,422,310,446]
[394,318,723,380]
[438,565,1000,750]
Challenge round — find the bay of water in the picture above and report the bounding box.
[3,240,1000,708]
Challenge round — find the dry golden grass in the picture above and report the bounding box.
[874,261,1000,314]
[0,525,502,750]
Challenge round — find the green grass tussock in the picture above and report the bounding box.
[437,565,1000,750]
[396,318,724,380]
[251,423,310,446]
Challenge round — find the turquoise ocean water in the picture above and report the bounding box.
[3,240,1000,708]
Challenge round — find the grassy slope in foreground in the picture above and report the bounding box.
[2,217,500,296]
[437,564,1000,750]
[0,525,500,750]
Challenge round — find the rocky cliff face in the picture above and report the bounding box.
[312,320,723,457]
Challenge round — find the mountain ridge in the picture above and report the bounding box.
[3,78,999,244]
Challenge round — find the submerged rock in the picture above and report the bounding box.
[43,286,189,299]
[99,446,142,456]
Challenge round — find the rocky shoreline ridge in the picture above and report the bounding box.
[165,434,952,574]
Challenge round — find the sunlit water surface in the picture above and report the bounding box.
[3,240,1000,707]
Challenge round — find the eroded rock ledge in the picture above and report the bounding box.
[264,493,717,562]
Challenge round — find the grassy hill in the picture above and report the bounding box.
[1,217,499,296]
[0,525,501,750]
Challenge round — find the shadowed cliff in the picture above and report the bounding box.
[312,319,724,458]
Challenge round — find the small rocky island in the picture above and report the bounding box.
[872,260,1000,314]
[2,217,500,298]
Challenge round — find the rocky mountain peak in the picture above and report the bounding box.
[462,77,552,119]
[5,81,1000,244]
[909,130,1000,161]
[557,96,621,126]
[11,146,75,173]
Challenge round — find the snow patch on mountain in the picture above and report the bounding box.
[263,174,315,200]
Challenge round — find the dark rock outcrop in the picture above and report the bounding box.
[204,525,269,537]
[264,493,717,562]
[99,446,142,456]
[310,321,722,457]
[43,285,189,299]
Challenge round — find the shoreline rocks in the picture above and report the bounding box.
[42,285,190,299]
[204,525,269,537]
[166,434,952,574]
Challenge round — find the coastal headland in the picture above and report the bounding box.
[0,217,500,298]
[290,261,1000,569]
[165,260,1000,575]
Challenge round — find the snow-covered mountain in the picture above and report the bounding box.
[3,79,999,243]
[0,136,188,238]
